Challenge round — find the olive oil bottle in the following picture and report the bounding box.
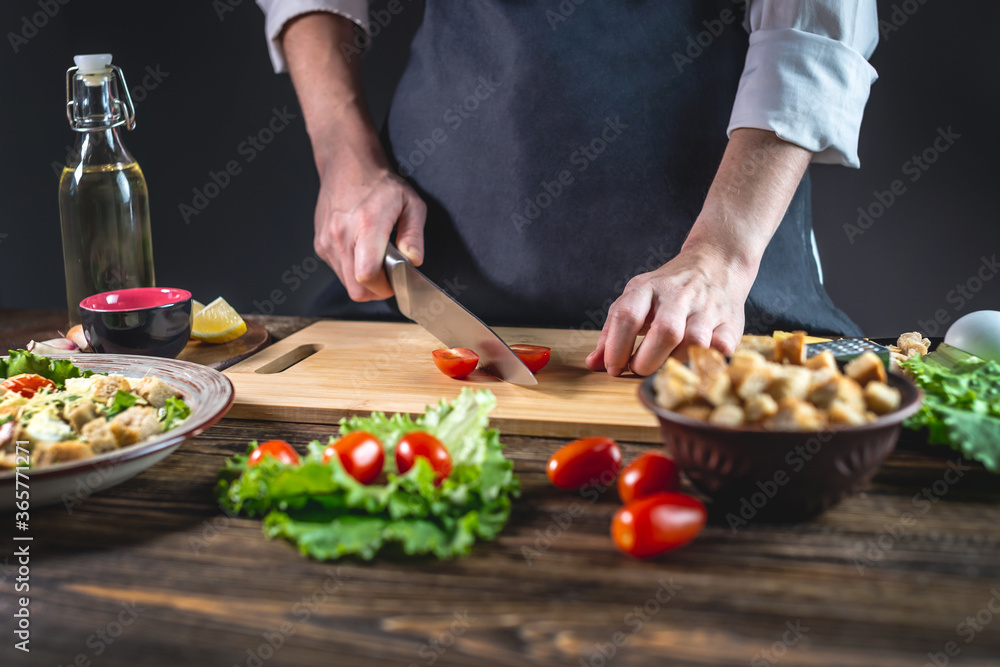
[59,54,154,325]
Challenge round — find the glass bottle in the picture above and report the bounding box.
[59,54,154,326]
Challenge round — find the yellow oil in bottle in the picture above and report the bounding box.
[58,161,155,324]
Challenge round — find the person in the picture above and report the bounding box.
[255,0,878,376]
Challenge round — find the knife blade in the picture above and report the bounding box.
[383,244,537,385]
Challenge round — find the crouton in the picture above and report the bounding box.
[764,398,826,431]
[804,349,838,373]
[90,374,132,403]
[63,400,98,431]
[133,376,181,409]
[776,331,807,365]
[728,349,767,388]
[766,366,812,402]
[32,441,94,467]
[827,400,867,426]
[708,404,745,428]
[81,418,119,454]
[675,403,713,421]
[654,358,700,410]
[689,346,728,378]
[864,381,901,415]
[809,375,865,413]
[844,351,888,387]
[736,335,778,361]
[109,406,161,446]
[744,393,779,422]
[735,365,776,401]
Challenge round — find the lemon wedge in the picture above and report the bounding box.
[191,297,246,343]
[189,299,205,339]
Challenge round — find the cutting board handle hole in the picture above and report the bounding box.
[254,344,323,374]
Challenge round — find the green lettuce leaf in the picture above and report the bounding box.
[1,349,93,388]
[903,354,1000,472]
[105,390,137,418]
[160,396,191,431]
[216,389,518,560]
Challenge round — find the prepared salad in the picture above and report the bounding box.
[0,350,191,470]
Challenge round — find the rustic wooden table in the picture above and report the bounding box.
[2,310,1000,667]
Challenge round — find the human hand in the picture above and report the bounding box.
[585,243,755,376]
[313,158,427,301]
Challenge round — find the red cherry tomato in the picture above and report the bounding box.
[248,440,301,467]
[395,431,452,484]
[612,491,706,558]
[546,436,622,490]
[2,374,56,398]
[617,452,681,504]
[322,431,385,484]
[432,348,480,379]
[511,344,551,373]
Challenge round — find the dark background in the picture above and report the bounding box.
[0,0,995,336]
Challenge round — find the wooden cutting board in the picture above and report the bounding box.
[223,320,660,442]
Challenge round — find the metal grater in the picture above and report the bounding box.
[805,338,892,365]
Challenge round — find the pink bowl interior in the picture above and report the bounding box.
[80,287,191,312]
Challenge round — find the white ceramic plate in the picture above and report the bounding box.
[0,354,234,510]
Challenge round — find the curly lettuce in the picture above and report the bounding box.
[216,389,519,560]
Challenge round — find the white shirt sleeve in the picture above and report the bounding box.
[727,0,879,167]
[256,0,371,73]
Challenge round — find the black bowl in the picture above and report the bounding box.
[638,372,923,523]
[80,287,192,358]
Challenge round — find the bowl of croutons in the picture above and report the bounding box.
[638,333,922,523]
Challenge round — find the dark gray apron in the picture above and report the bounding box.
[313,0,862,337]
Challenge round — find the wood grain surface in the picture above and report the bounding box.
[3,311,1000,667]
[0,318,270,371]
[225,321,661,442]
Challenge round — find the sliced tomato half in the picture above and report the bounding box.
[432,347,479,379]
[510,344,551,373]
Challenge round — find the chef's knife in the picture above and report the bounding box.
[384,244,537,385]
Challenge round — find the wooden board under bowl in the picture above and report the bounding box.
[223,320,660,442]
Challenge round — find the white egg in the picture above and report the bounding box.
[944,310,1000,362]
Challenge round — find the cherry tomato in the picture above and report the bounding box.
[612,491,706,558]
[432,348,480,379]
[546,436,622,490]
[617,452,680,504]
[322,431,385,484]
[511,344,551,373]
[1,374,56,398]
[395,431,452,484]
[248,440,301,467]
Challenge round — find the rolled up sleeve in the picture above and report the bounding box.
[727,0,879,167]
[256,0,371,73]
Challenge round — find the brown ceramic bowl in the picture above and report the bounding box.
[638,373,923,523]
